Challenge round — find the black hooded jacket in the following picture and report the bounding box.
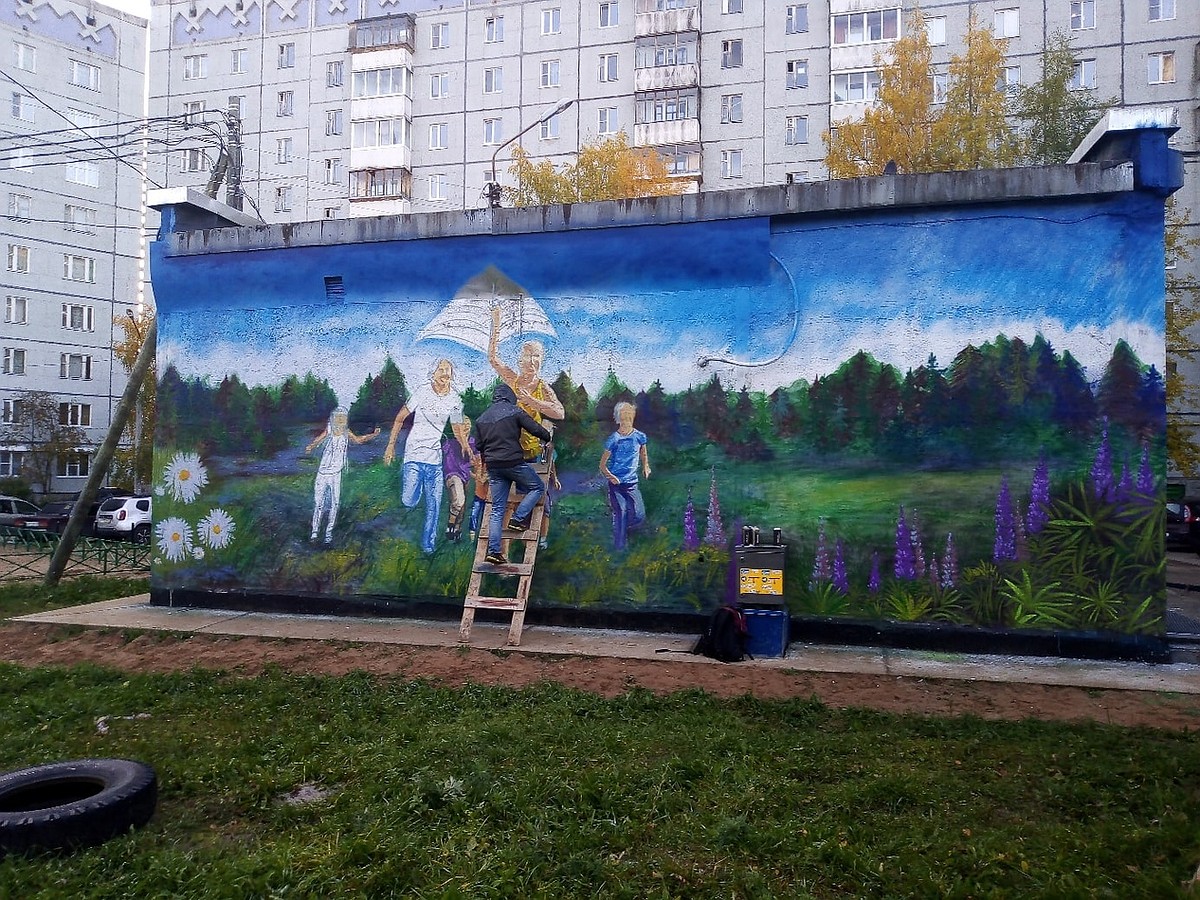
[473,383,553,470]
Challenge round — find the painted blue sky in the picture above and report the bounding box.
[155,195,1165,406]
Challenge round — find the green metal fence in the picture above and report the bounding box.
[0,527,150,580]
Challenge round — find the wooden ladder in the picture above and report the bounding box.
[459,458,552,646]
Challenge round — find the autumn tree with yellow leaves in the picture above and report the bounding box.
[1166,200,1200,476]
[505,133,684,206]
[111,306,156,492]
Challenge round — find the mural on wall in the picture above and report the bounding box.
[151,192,1167,637]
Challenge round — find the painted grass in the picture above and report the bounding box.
[0,665,1197,898]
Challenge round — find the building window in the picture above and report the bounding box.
[0,451,21,476]
[721,40,743,68]
[181,148,208,172]
[323,207,337,219]
[2,399,23,423]
[430,22,449,48]
[63,255,95,283]
[5,296,27,325]
[833,70,882,102]
[484,16,504,42]
[540,113,561,139]
[352,117,411,149]
[349,167,411,200]
[62,303,94,331]
[11,92,34,122]
[353,66,410,98]
[57,453,90,477]
[278,43,295,69]
[1148,51,1175,84]
[720,149,742,178]
[785,115,808,145]
[7,194,30,221]
[64,205,96,233]
[276,138,293,163]
[720,94,742,124]
[326,109,344,136]
[931,70,949,102]
[599,1,618,27]
[183,54,207,80]
[598,107,619,134]
[429,122,448,149]
[231,48,247,74]
[65,159,100,187]
[927,16,946,45]
[541,60,560,87]
[483,117,502,145]
[994,8,1019,37]
[786,59,808,89]
[327,61,344,87]
[353,17,412,50]
[599,53,618,82]
[661,143,701,175]
[832,9,899,45]
[322,158,342,185]
[14,42,35,72]
[4,348,26,376]
[542,7,560,34]
[635,90,697,124]
[277,91,294,117]
[275,186,292,212]
[1149,0,1175,21]
[785,4,808,34]
[9,148,33,170]
[428,173,447,201]
[69,60,100,90]
[1070,0,1096,29]
[59,353,92,380]
[183,100,205,124]
[59,403,92,426]
[1070,58,1097,89]
[484,67,503,94]
[430,72,448,98]
[1000,66,1020,94]
[722,0,742,13]
[7,245,30,274]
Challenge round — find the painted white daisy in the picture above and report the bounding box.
[162,451,208,504]
[198,508,235,549]
[192,546,205,560]
[156,517,193,563]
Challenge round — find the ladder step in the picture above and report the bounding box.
[472,561,534,576]
[464,596,527,611]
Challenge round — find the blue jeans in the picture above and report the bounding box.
[402,461,443,554]
[609,481,645,551]
[487,463,545,554]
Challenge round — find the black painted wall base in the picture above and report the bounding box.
[149,588,1171,664]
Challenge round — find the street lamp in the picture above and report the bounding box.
[488,97,576,208]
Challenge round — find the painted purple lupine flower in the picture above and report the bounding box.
[928,554,940,590]
[703,467,725,547]
[894,506,916,580]
[683,486,699,550]
[909,509,926,579]
[1090,419,1114,502]
[941,532,958,589]
[832,539,849,593]
[994,477,1017,562]
[1115,459,1133,505]
[1136,442,1155,496]
[1027,453,1051,534]
[811,518,831,586]
[868,551,881,593]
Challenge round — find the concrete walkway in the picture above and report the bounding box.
[13,592,1200,696]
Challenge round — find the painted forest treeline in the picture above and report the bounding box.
[158,333,1162,463]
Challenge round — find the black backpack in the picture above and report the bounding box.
[693,604,751,662]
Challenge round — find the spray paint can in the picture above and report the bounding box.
[772,527,783,546]
[742,525,752,546]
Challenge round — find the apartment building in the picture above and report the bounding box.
[1,0,147,494]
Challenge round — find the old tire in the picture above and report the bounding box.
[0,758,157,856]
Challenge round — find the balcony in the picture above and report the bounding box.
[633,119,700,147]
[634,63,699,92]
[635,3,699,37]
[350,14,414,52]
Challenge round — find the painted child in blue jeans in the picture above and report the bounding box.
[599,401,651,551]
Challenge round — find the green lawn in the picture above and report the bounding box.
[0,575,148,619]
[0,662,1196,898]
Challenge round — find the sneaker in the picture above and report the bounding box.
[447,525,461,543]
[485,551,507,566]
[506,516,531,532]
[323,534,332,544]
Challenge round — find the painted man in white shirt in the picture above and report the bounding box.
[383,359,472,554]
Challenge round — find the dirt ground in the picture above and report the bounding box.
[2,622,1198,732]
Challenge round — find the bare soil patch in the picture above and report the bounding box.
[1,622,1197,731]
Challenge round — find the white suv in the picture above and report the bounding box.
[94,496,152,544]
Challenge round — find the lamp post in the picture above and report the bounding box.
[488,97,576,208]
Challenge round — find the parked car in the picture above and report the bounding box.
[0,496,40,528]
[94,496,152,544]
[1166,500,1200,552]
[13,490,129,536]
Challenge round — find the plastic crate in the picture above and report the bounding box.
[743,607,789,658]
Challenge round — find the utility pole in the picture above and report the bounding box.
[204,105,244,211]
